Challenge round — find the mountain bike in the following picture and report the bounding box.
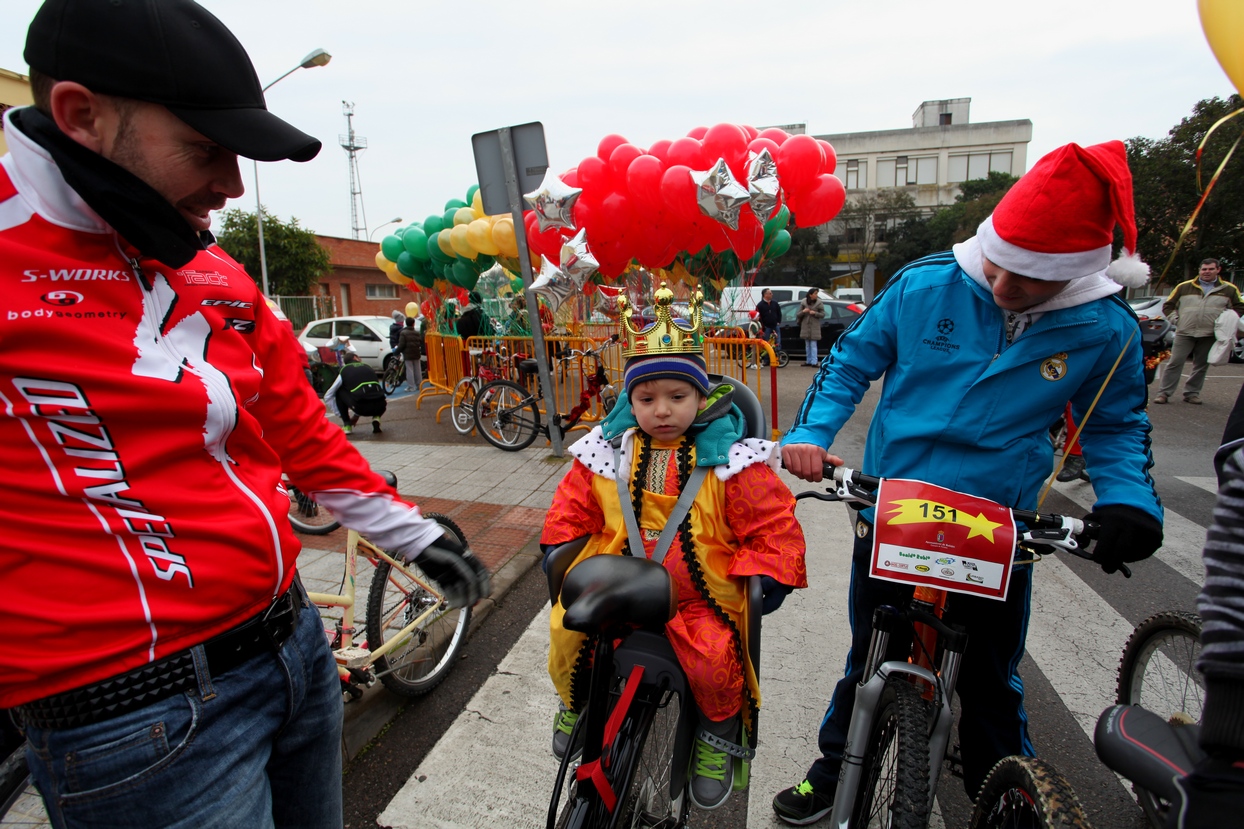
[1101,611,1204,828]
[473,337,619,452]
[797,464,1117,829]
[382,351,404,396]
[450,343,518,435]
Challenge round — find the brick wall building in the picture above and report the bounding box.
[313,234,416,319]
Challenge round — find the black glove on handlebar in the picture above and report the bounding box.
[1085,505,1162,575]
[404,532,492,609]
[759,575,795,615]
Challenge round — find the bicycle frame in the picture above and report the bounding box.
[304,530,447,688]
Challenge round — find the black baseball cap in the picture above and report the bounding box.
[24,0,322,162]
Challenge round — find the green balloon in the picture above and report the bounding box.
[425,214,445,235]
[472,254,495,274]
[764,229,792,258]
[443,208,458,228]
[719,252,739,281]
[450,259,474,287]
[763,205,791,239]
[393,226,408,238]
[380,235,405,262]
[445,198,468,211]
[466,184,479,204]
[396,251,417,277]
[402,227,429,260]
[412,260,436,289]
[743,250,764,269]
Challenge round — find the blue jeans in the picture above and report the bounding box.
[762,325,781,349]
[24,597,343,829]
[805,339,819,364]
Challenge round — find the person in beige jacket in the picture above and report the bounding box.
[1155,258,1244,404]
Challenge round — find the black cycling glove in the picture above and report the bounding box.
[1085,505,1162,575]
[405,532,492,609]
[760,575,795,615]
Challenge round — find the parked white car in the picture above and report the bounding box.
[299,316,393,370]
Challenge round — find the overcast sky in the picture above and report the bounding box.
[2,0,1235,243]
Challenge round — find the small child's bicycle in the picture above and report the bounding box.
[739,327,789,368]
[796,464,1122,829]
[450,341,518,435]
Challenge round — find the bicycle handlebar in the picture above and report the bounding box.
[792,462,1128,577]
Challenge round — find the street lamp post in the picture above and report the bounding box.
[254,48,331,297]
[369,217,403,241]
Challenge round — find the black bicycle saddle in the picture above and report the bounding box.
[560,555,677,633]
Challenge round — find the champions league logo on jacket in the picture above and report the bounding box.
[923,317,961,354]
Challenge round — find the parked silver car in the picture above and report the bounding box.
[299,316,393,370]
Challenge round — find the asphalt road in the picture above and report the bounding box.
[343,356,1241,829]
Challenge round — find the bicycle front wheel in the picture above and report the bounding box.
[382,356,403,395]
[365,513,472,697]
[1116,611,1203,828]
[851,677,931,829]
[776,350,790,367]
[617,687,688,829]
[451,378,479,435]
[967,756,1091,829]
[283,476,339,535]
[474,379,541,451]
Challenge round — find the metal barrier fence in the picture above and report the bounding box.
[274,295,336,332]
[423,332,780,443]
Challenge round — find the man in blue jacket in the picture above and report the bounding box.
[772,141,1165,825]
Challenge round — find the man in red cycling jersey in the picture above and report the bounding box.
[1,2,489,827]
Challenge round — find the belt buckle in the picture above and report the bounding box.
[260,588,298,649]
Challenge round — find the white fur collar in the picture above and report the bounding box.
[568,426,781,482]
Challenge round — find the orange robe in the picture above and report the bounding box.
[543,430,806,724]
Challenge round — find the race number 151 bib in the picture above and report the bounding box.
[870,479,1017,601]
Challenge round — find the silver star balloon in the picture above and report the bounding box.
[691,157,750,230]
[748,149,780,224]
[529,256,578,313]
[523,170,582,232]
[560,228,600,285]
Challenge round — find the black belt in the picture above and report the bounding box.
[18,583,303,730]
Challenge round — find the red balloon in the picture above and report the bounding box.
[725,211,764,261]
[686,125,708,140]
[578,156,608,192]
[747,137,781,158]
[702,123,748,174]
[776,134,823,194]
[647,139,672,163]
[792,174,846,228]
[626,154,666,215]
[595,190,633,244]
[573,196,598,240]
[597,134,629,161]
[666,137,706,170]
[817,139,837,175]
[608,143,644,188]
[741,124,759,142]
[660,165,699,223]
[525,213,565,260]
[561,166,579,188]
[758,128,791,146]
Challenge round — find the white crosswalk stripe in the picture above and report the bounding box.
[378,472,1210,828]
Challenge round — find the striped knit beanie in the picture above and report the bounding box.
[623,353,709,396]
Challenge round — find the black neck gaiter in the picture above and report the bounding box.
[11,107,208,269]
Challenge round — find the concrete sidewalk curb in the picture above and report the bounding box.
[340,534,545,762]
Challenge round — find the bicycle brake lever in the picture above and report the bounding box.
[795,489,843,502]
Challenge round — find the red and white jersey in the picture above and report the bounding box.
[0,110,442,707]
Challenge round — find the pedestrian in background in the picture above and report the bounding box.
[797,287,825,366]
[1154,258,1244,405]
[756,287,782,347]
[397,316,423,393]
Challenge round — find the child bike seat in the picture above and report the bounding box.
[1095,704,1201,802]
[560,555,677,633]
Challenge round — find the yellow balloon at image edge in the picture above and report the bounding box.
[375,251,397,274]
[386,269,413,286]
[405,301,420,318]
[453,206,475,226]
[492,218,518,257]
[472,190,485,218]
[437,230,457,258]
[467,219,501,256]
[449,224,478,259]
[1200,0,1244,94]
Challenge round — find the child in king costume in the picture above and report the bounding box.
[541,283,807,810]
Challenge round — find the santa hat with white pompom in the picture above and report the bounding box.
[975,140,1150,289]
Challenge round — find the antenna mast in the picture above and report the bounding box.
[340,101,368,240]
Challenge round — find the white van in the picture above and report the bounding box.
[835,287,866,305]
[718,285,809,327]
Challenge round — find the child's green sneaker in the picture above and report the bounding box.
[551,704,580,760]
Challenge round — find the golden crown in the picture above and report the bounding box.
[617,281,704,359]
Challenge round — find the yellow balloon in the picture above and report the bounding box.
[437,229,457,258]
[454,207,475,226]
[472,190,485,218]
[386,270,413,286]
[375,251,398,274]
[492,217,518,257]
[1200,0,1244,94]
[405,301,420,317]
[467,218,501,255]
[450,223,478,259]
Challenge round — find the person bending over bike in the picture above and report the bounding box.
[541,285,807,811]
[774,141,1164,825]
[325,348,387,434]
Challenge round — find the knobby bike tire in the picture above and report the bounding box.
[0,737,45,827]
[283,476,340,535]
[617,686,687,829]
[364,513,471,697]
[851,677,931,829]
[451,378,479,435]
[382,357,403,396]
[968,756,1092,829]
[1115,611,1204,829]
[474,379,541,451]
